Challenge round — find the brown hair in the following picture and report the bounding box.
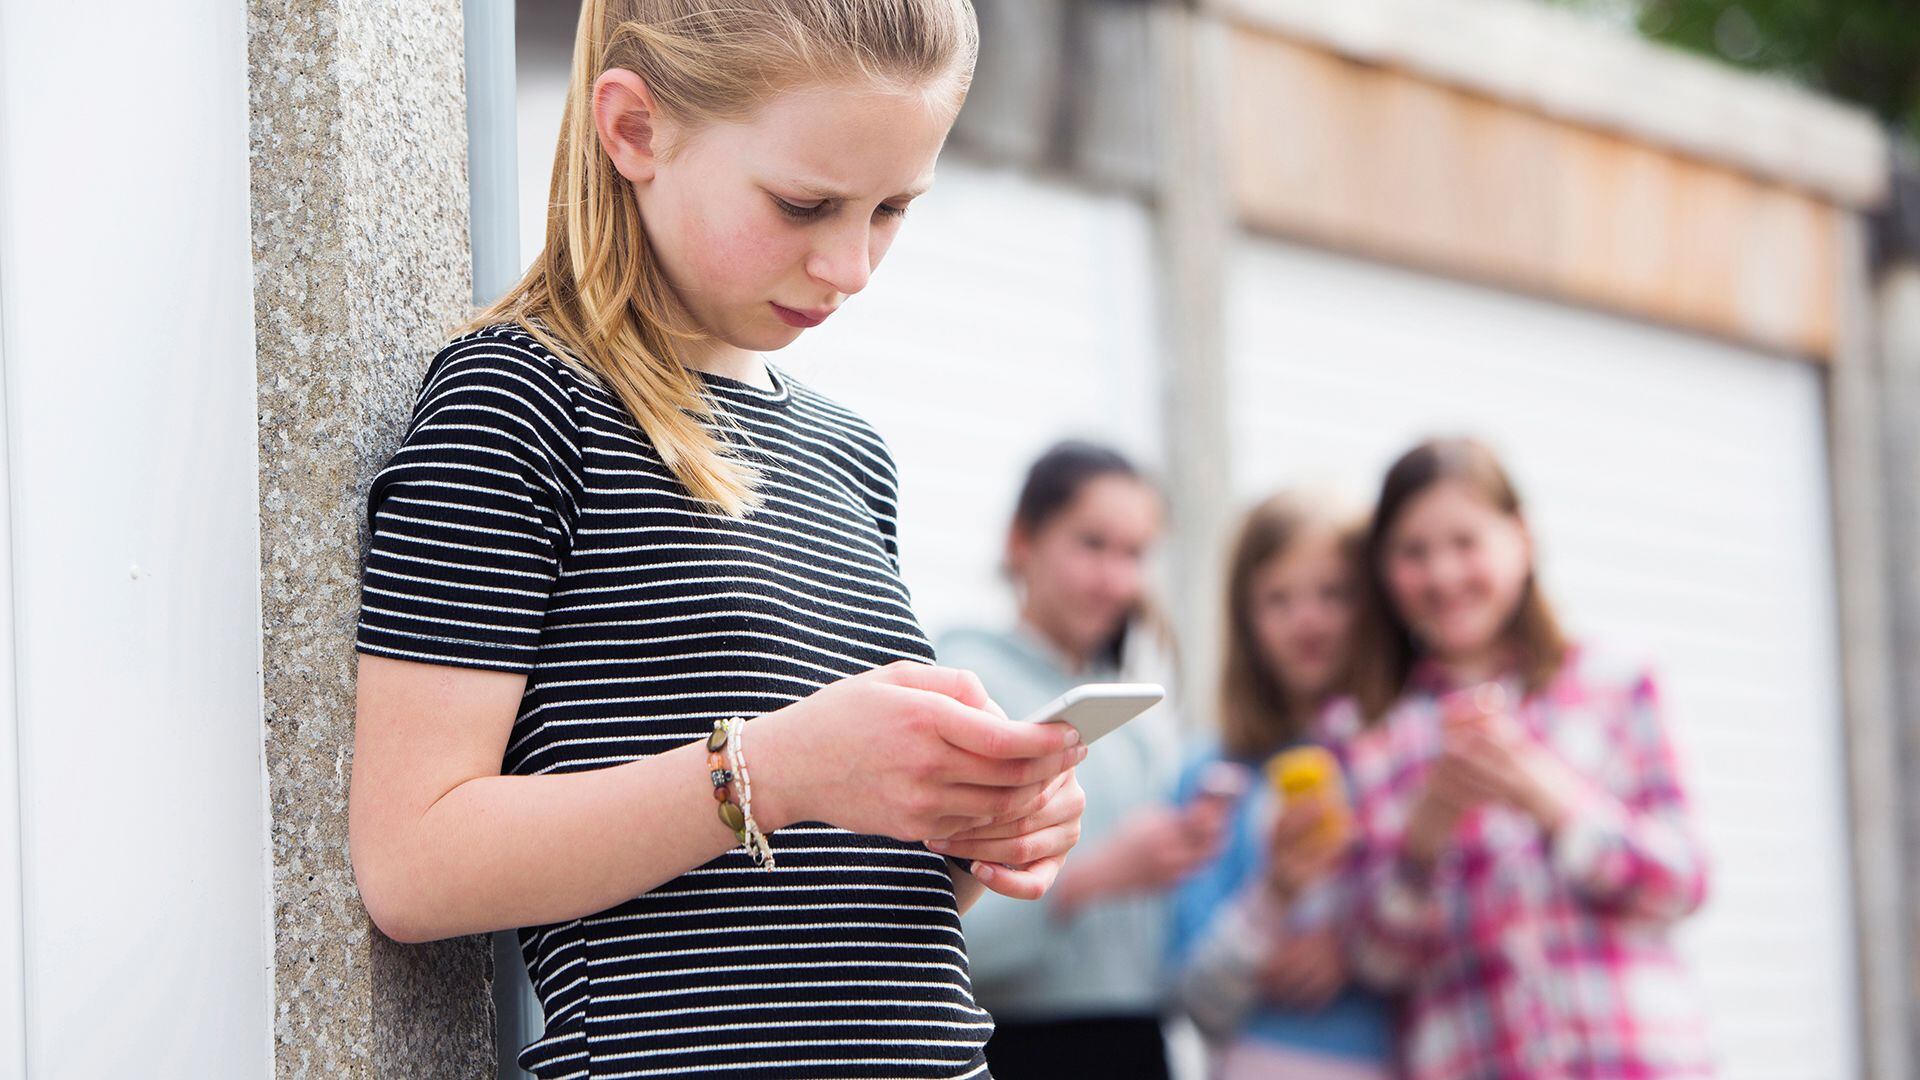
[1216,492,1363,759]
[459,0,979,516]
[1348,437,1570,723]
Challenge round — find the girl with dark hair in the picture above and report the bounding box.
[1336,437,1714,1079]
[1167,491,1395,1080]
[937,440,1227,1080]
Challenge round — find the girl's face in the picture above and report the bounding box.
[1381,480,1533,663]
[596,74,956,353]
[1011,475,1163,664]
[1247,530,1355,704]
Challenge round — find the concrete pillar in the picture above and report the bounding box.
[1148,5,1235,723]
[1878,257,1920,1072]
[1830,210,1910,1080]
[247,2,493,1074]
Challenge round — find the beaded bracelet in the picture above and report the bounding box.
[706,717,775,869]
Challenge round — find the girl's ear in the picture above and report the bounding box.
[1004,524,1032,582]
[593,69,668,184]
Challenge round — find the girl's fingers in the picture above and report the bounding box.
[875,661,994,710]
[929,814,997,839]
[940,775,1079,841]
[942,778,1053,820]
[926,821,1077,866]
[1272,800,1324,842]
[940,744,1086,788]
[929,694,1079,759]
[971,854,1064,901]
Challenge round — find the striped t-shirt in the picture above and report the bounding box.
[354,322,991,1078]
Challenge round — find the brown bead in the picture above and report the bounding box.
[718,802,746,832]
[707,751,726,772]
[706,727,729,753]
[712,784,731,803]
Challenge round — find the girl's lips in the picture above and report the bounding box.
[771,302,830,328]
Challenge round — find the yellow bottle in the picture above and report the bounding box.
[1266,745,1350,851]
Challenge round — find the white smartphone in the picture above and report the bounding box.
[1018,682,1165,745]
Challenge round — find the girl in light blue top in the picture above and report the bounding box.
[938,441,1229,1080]
[1168,492,1396,1080]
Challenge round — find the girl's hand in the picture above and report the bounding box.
[1255,927,1346,1010]
[926,768,1087,900]
[1441,707,1584,833]
[1264,797,1346,902]
[1402,758,1481,868]
[1049,799,1228,917]
[751,661,1088,842]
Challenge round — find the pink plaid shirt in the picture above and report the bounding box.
[1322,643,1714,1080]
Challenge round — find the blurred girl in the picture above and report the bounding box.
[1168,492,1395,1080]
[347,4,1088,1077]
[939,441,1225,1080]
[1338,437,1713,1078]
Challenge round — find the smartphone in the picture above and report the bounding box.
[1194,760,1254,804]
[1018,682,1165,745]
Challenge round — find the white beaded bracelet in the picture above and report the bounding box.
[712,716,775,870]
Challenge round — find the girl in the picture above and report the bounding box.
[1338,437,1713,1079]
[938,442,1225,1080]
[346,4,1088,1077]
[1168,492,1395,1080]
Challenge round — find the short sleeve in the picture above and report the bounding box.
[865,437,905,576]
[354,335,585,674]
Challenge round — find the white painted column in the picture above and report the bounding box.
[0,2,272,1076]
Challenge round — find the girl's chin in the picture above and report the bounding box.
[1417,618,1499,654]
[734,324,804,351]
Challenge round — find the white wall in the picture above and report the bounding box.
[1228,239,1859,1080]
[0,3,271,1077]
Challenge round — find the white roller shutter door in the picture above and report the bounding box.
[1228,238,1858,1080]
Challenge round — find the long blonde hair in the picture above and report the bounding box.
[460,0,979,516]
[1216,492,1363,760]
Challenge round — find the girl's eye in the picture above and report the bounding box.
[773,197,827,220]
[876,203,909,220]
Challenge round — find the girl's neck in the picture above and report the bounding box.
[1016,609,1093,676]
[1285,688,1330,729]
[1432,645,1513,687]
[681,333,773,391]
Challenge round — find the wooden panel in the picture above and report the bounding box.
[1225,29,1840,360]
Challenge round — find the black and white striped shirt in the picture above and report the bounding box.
[355,323,991,1079]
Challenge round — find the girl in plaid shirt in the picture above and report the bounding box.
[1333,437,1714,1079]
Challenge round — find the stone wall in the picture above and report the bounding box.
[248,1,493,1074]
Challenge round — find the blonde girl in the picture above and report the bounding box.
[1168,492,1394,1080]
[346,4,1087,1077]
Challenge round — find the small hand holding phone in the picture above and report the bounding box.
[1018,682,1165,745]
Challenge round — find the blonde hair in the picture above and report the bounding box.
[1216,492,1363,760]
[460,0,979,515]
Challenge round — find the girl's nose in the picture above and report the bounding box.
[808,224,873,296]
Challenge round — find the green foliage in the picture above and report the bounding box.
[1556,0,1920,145]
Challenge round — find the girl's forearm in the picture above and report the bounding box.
[363,737,757,943]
